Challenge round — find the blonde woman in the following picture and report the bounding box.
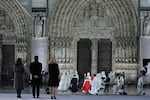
[48,57,60,99]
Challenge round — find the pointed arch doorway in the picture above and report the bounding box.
[77,38,112,83]
[1,45,15,82]
[98,39,112,74]
[77,39,91,83]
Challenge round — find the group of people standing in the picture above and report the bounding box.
[57,70,79,93]
[78,71,127,95]
[13,56,147,99]
[57,71,108,95]
[80,71,146,96]
[13,56,60,99]
[81,71,108,95]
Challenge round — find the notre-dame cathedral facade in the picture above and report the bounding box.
[0,0,150,83]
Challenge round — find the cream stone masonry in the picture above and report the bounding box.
[0,0,141,82]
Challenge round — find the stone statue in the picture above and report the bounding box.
[143,14,150,35]
[34,15,44,37]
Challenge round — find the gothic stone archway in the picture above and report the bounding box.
[0,1,29,82]
[48,0,138,82]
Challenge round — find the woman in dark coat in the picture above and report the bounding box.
[48,57,59,99]
[13,58,25,98]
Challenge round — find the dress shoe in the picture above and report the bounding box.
[53,96,56,99]
[17,95,21,98]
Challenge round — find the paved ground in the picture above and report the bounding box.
[0,84,150,100]
[0,93,149,100]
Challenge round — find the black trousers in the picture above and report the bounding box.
[32,78,40,97]
[16,90,21,96]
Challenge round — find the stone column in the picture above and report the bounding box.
[42,17,46,37]
[91,38,98,74]
[140,16,145,36]
[31,15,48,72]
[31,37,49,72]
[0,35,2,81]
[32,17,35,37]
[73,37,79,71]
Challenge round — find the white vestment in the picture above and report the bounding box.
[89,77,99,95]
[58,72,69,91]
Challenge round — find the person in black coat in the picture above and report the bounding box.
[30,56,42,98]
[70,74,78,93]
[48,57,59,99]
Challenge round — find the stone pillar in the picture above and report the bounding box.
[0,35,2,81]
[31,37,49,72]
[31,14,48,71]
[73,37,79,71]
[140,16,145,36]
[42,17,46,37]
[91,38,98,74]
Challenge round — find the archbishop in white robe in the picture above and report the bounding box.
[89,76,99,95]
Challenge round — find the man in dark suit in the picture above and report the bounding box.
[30,56,42,98]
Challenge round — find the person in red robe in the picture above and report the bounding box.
[81,72,91,93]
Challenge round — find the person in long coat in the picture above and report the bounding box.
[13,58,25,98]
[48,57,60,99]
[30,56,42,98]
